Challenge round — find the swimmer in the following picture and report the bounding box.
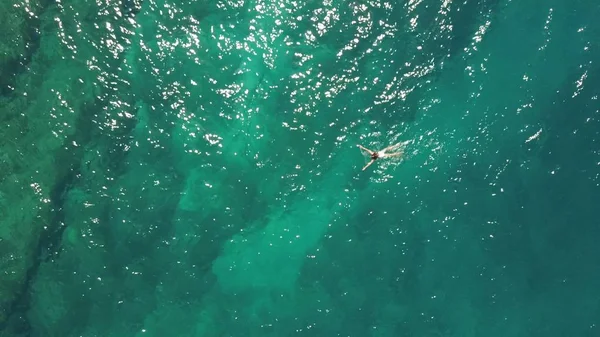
[357,142,404,171]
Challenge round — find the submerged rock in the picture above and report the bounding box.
[0,0,129,328]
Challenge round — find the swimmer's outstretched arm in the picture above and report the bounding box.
[357,144,374,154]
[362,159,375,171]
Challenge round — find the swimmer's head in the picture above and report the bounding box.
[371,152,379,160]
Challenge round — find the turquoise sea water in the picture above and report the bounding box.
[1,0,600,336]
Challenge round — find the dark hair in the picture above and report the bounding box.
[371,152,379,160]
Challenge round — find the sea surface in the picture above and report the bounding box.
[1,0,599,336]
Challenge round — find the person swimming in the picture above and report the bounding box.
[357,143,404,171]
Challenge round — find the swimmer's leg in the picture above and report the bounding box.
[384,151,403,158]
[382,140,409,153]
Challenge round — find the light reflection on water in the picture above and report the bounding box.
[2,0,599,336]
